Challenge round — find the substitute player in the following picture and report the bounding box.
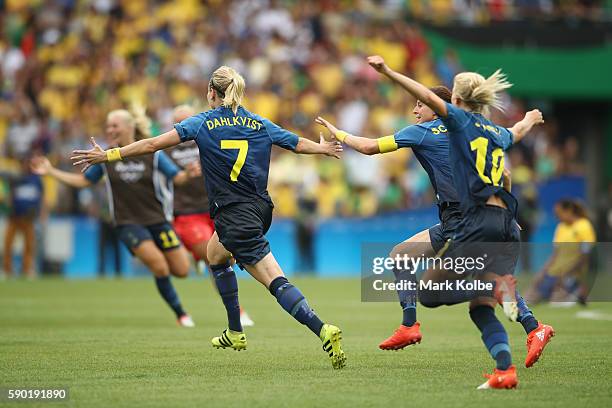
[317,80,554,368]
[169,104,254,327]
[365,55,545,388]
[32,107,198,327]
[71,66,347,369]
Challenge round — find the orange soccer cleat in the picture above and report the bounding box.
[477,365,518,390]
[525,323,555,368]
[378,322,422,350]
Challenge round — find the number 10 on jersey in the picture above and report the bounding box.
[470,137,504,186]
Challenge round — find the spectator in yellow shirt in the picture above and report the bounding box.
[527,199,596,305]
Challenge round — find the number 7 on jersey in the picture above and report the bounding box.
[221,140,248,182]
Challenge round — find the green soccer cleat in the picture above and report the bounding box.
[319,324,346,369]
[212,329,247,351]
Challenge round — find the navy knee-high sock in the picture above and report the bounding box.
[470,305,512,370]
[393,267,417,326]
[516,289,539,334]
[155,276,186,318]
[211,263,242,332]
[269,276,324,336]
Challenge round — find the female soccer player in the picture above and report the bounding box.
[32,107,198,327]
[526,198,595,304]
[169,104,254,327]
[317,75,554,368]
[363,55,544,388]
[71,66,346,369]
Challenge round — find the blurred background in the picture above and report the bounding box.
[0,0,610,277]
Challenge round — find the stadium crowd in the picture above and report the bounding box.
[0,0,594,219]
[409,0,611,23]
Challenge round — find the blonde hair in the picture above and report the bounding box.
[108,103,152,141]
[172,104,196,123]
[210,66,245,114]
[452,69,512,115]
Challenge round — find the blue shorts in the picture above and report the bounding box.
[428,203,462,254]
[116,223,181,255]
[214,198,273,266]
[443,205,520,277]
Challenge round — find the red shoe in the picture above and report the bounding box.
[525,323,555,368]
[493,275,518,322]
[378,322,422,350]
[477,365,518,389]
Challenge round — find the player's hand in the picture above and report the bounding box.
[367,55,389,74]
[30,156,52,175]
[71,137,107,172]
[315,117,340,139]
[185,161,201,178]
[525,109,544,125]
[320,132,343,159]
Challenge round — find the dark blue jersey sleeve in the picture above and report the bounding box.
[174,113,206,143]
[442,102,470,131]
[84,164,104,183]
[157,151,180,179]
[395,124,427,148]
[262,118,299,151]
[497,126,514,150]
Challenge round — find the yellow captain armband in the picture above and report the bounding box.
[377,135,398,153]
[335,130,349,142]
[106,148,122,162]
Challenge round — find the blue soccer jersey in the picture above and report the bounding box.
[441,102,516,214]
[174,105,299,215]
[9,174,43,217]
[376,119,459,204]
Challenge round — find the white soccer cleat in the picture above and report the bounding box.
[502,301,519,322]
[494,275,518,322]
[178,314,196,328]
[240,309,255,327]
[195,260,206,276]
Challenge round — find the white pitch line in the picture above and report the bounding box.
[575,310,612,321]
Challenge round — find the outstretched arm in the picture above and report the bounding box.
[31,156,92,188]
[508,109,544,144]
[294,133,343,159]
[315,117,380,155]
[71,130,182,171]
[368,55,448,118]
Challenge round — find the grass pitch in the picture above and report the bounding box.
[1,277,611,407]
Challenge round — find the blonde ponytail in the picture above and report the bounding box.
[130,102,152,140]
[453,69,513,114]
[210,66,245,114]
